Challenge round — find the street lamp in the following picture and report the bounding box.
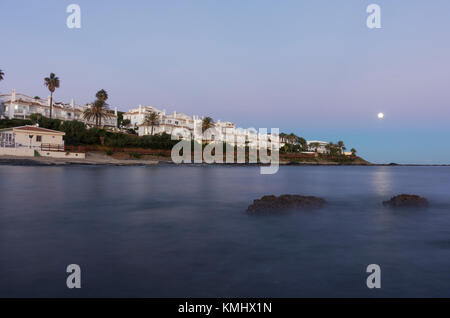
[29,134,34,149]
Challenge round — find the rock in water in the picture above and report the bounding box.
[383,194,429,208]
[247,194,326,213]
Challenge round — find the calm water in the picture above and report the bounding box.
[1,164,450,297]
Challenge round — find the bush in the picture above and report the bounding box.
[0,118,32,129]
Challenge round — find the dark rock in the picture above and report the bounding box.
[247,194,326,213]
[383,194,429,208]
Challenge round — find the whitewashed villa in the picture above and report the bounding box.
[124,104,277,148]
[0,89,118,128]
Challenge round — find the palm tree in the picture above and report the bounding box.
[288,133,296,144]
[296,136,307,151]
[325,143,333,155]
[202,117,214,133]
[351,148,357,156]
[83,90,111,127]
[337,140,345,154]
[95,89,108,103]
[44,73,60,118]
[143,112,160,135]
[83,100,111,127]
[0,69,4,82]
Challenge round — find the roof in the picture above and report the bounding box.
[0,125,65,135]
[307,140,329,145]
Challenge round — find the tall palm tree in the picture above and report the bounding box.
[143,112,160,135]
[95,89,109,126]
[351,148,357,156]
[44,73,60,118]
[0,69,4,82]
[95,89,108,103]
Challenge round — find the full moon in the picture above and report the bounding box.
[377,112,384,119]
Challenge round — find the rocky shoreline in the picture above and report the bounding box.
[0,153,448,167]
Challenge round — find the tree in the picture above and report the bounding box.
[95,89,108,103]
[337,140,345,154]
[0,69,4,82]
[288,133,296,144]
[279,133,287,144]
[296,136,307,151]
[82,89,111,127]
[121,119,131,127]
[202,117,214,133]
[325,143,332,154]
[143,112,160,135]
[83,100,111,127]
[351,148,357,156]
[44,73,60,119]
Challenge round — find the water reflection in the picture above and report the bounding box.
[0,165,450,297]
[372,166,393,197]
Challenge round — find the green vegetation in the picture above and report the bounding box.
[44,73,60,119]
[34,150,41,157]
[280,132,357,157]
[279,133,307,153]
[82,89,112,127]
[0,118,32,129]
[121,118,131,127]
[0,69,4,82]
[0,115,178,150]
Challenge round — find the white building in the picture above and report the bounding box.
[124,105,276,147]
[306,140,329,153]
[0,125,85,159]
[0,89,118,128]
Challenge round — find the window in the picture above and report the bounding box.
[36,135,42,142]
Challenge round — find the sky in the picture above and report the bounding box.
[1,0,450,164]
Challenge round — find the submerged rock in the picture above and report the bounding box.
[383,194,429,208]
[247,194,326,213]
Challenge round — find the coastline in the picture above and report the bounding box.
[0,152,448,167]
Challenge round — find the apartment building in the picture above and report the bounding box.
[0,89,118,128]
